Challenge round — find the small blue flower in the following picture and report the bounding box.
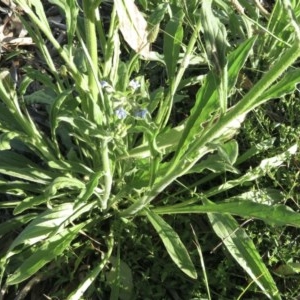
[100,80,114,93]
[129,79,141,91]
[115,107,127,119]
[100,80,109,88]
[134,109,148,119]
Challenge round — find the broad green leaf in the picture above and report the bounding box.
[188,154,240,175]
[216,139,239,165]
[163,9,184,80]
[274,262,300,276]
[201,0,228,71]
[57,115,109,141]
[146,209,197,279]
[188,140,240,174]
[74,171,103,205]
[0,180,41,194]
[0,103,23,132]
[23,67,58,92]
[6,223,85,285]
[50,89,73,135]
[204,199,280,299]
[48,160,93,176]
[226,188,284,205]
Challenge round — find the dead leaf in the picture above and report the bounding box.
[115,0,150,58]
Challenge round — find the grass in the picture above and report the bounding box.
[0,0,300,299]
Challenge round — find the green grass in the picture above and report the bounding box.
[0,0,300,299]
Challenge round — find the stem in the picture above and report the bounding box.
[101,139,113,210]
[82,2,99,120]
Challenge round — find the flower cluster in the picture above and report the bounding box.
[101,79,149,120]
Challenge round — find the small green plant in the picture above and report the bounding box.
[0,0,300,299]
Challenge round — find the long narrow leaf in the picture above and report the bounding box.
[153,200,300,228]
[205,203,280,299]
[6,223,86,285]
[146,209,197,279]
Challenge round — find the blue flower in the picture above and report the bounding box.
[129,79,141,91]
[100,80,109,88]
[115,107,127,119]
[134,109,148,119]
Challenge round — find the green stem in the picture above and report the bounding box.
[82,2,99,120]
[101,139,113,210]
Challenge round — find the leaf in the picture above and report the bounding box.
[106,256,133,300]
[205,144,297,197]
[163,9,184,80]
[50,89,73,135]
[258,69,300,101]
[147,3,168,43]
[201,1,228,71]
[115,0,150,58]
[0,132,19,150]
[46,176,86,197]
[6,223,85,285]
[274,262,300,276]
[122,124,184,159]
[68,233,114,300]
[217,139,239,165]
[48,0,79,47]
[146,209,197,279]
[7,203,75,257]
[23,88,56,105]
[0,214,37,237]
[226,188,284,205]
[14,194,48,215]
[154,200,300,228]
[173,37,256,163]
[204,199,280,299]
[0,151,55,184]
[201,0,229,112]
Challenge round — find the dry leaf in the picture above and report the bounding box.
[115,0,150,58]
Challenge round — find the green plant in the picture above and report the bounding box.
[0,0,300,299]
